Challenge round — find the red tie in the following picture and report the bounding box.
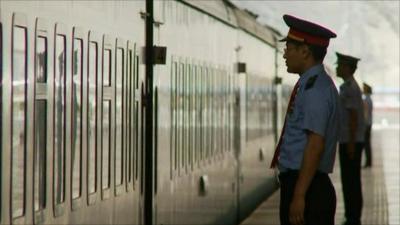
[270,81,300,168]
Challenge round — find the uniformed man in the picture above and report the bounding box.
[270,14,339,225]
[362,83,373,168]
[336,52,365,225]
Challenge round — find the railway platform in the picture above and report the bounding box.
[240,109,400,225]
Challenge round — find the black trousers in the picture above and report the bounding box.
[339,143,364,225]
[363,125,372,167]
[279,170,336,225]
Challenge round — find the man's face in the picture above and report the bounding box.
[283,42,304,74]
[336,62,348,79]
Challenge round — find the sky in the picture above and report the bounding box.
[232,0,400,98]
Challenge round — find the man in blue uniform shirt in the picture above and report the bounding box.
[362,83,373,168]
[270,14,340,225]
[336,52,365,225]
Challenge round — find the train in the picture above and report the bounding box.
[0,0,294,224]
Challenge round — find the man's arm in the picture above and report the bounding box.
[289,131,325,225]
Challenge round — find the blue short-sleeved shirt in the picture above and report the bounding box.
[338,78,365,143]
[278,64,340,173]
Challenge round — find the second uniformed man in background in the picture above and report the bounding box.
[362,83,373,168]
[336,52,366,225]
[270,15,340,225]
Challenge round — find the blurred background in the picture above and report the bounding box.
[232,1,400,223]
[233,0,399,110]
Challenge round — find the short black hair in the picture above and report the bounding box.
[307,44,327,62]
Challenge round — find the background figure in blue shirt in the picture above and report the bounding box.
[336,52,366,225]
[271,14,340,225]
[362,83,373,168]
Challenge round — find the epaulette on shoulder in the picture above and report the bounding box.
[305,75,318,90]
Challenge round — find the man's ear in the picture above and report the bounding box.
[300,45,311,58]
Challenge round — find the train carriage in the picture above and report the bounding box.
[0,1,288,224]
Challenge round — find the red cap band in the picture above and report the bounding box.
[288,28,330,47]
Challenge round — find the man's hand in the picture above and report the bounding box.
[289,195,305,225]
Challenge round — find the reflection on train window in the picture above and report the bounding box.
[102,100,111,190]
[103,49,111,86]
[72,38,83,199]
[88,41,98,195]
[35,100,47,212]
[12,26,27,218]
[115,47,124,186]
[54,34,66,205]
[34,36,47,212]
[36,37,47,83]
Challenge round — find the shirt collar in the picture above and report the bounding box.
[298,64,324,87]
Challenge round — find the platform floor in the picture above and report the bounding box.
[240,109,400,225]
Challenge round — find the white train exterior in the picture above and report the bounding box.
[0,1,288,224]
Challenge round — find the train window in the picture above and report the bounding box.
[211,69,215,158]
[216,71,220,156]
[228,74,232,152]
[12,26,27,218]
[192,65,197,165]
[134,52,139,181]
[135,100,139,180]
[102,39,112,195]
[127,48,133,184]
[176,62,181,171]
[188,64,193,170]
[197,66,201,162]
[198,66,203,163]
[183,63,187,171]
[135,55,139,89]
[88,41,98,195]
[177,62,180,171]
[115,47,124,186]
[175,62,179,172]
[201,67,206,162]
[34,35,48,211]
[104,49,111,86]
[179,63,184,171]
[54,34,66,206]
[206,68,211,160]
[170,61,176,175]
[72,38,83,199]
[102,100,111,190]
[36,37,47,83]
[222,72,226,154]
